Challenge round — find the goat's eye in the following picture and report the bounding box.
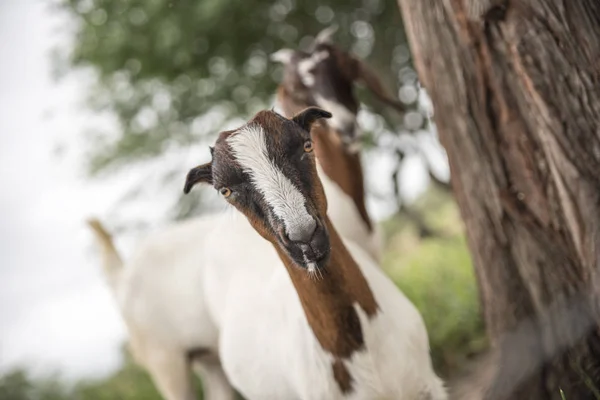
[303,140,314,153]
[220,187,232,198]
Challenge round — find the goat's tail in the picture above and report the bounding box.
[87,218,123,288]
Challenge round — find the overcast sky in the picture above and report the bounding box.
[0,0,445,381]
[0,0,131,379]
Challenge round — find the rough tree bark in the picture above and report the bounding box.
[396,1,600,399]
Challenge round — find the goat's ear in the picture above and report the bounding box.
[314,25,338,45]
[183,162,213,194]
[345,54,406,114]
[292,107,332,132]
[270,49,295,64]
[306,25,339,52]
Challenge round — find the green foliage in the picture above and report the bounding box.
[73,357,191,399]
[381,187,487,378]
[55,0,415,175]
[74,345,203,399]
[0,370,69,400]
[0,346,202,400]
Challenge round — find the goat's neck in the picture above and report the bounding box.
[312,126,372,232]
[274,217,378,359]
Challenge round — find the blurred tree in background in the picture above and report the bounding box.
[0,369,69,400]
[53,0,439,222]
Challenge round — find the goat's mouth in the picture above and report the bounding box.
[299,243,330,271]
[276,219,331,270]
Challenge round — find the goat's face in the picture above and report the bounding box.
[272,43,360,147]
[184,107,333,271]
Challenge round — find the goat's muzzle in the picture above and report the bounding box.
[277,218,330,270]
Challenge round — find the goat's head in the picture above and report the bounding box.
[272,25,405,150]
[271,25,341,92]
[271,28,360,148]
[184,107,333,271]
[269,25,338,89]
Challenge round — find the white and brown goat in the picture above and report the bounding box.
[90,35,394,400]
[88,31,403,400]
[183,107,446,400]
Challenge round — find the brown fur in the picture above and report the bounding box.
[276,217,378,353]
[328,43,405,114]
[274,216,379,393]
[186,347,212,362]
[332,359,354,394]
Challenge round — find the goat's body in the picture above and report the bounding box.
[113,215,229,400]
[96,164,381,400]
[119,216,221,354]
[203,212,445,400]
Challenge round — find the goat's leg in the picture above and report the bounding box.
[192,354,238,400]
[145,348,197,400]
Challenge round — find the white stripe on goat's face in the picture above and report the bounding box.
[227,124,316,242]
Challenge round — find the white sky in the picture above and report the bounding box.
[0,0,129,379]
[0,0,446,381]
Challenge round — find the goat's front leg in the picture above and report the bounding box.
[145,347,197,400]
[192,355,238,400]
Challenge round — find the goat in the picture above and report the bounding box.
[183,107,446,400]
[88,31,398,400]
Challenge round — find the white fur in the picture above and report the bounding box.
[270,48,294,64]
[228,125,315,239]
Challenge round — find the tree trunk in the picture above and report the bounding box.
[395,1,600,399]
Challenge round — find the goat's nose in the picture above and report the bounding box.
[287,218,317,243]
